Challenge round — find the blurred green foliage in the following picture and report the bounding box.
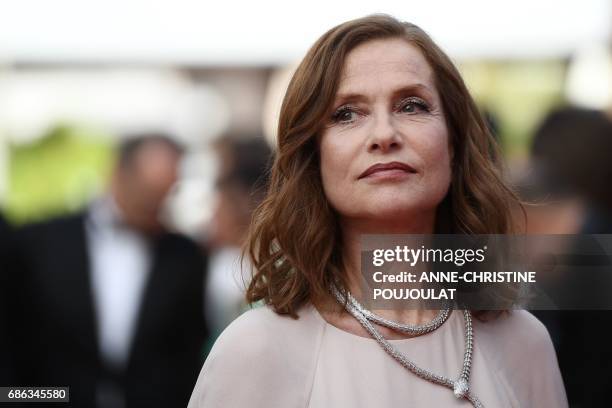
[6,124,115,224]
[460,60,566,157]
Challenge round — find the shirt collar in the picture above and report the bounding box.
[87,195,130,232]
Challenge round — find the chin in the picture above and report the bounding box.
[329,188,446,225]
[345,200,436,222]
[372,204,428,220]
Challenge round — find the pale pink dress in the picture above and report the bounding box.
[188,303,568,408]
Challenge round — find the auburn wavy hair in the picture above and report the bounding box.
[245,14,523,317]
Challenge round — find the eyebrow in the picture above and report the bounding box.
[333,83,435,105]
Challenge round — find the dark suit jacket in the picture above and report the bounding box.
[11,212,208,408]
[532,233,612,406]
[0,213,17,385]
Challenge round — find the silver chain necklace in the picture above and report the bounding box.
[332,288,484,407]
[343,290,451,335]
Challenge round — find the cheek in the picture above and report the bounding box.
[421,131,453,194]
[319,132,354,196]
[427,137,451,170]
[435,154,453,197]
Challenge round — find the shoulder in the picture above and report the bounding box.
[475,310,556,363]
[18,212,84,237]
[475,310,551,349]
[210,306,281,356]
[188,304,326,408]
[15,212,85,253]
[474,310,560,378]
[476,309,548,336]
[210,304,323,364]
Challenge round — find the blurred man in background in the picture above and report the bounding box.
[204,135,272,336]
[11,134,209,408]
[522,106,612,406]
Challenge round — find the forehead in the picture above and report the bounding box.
[337,38,435,94]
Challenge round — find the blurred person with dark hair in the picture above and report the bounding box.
[531,106,612,233]
[205,135,272,335]
[525,106,612,407]
[12,133,210,408]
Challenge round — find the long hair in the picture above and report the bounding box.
[245,14,523,317]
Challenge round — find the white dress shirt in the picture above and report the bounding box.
[85,197,151,369]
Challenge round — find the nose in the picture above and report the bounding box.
[367,111,402,153]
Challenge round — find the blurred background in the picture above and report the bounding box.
[0,0,611,407]
[0,0,610,225]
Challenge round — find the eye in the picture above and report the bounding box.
[397,97,430,114]
[331,106,360,124]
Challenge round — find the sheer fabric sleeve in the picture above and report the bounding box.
[475,310,568,408]
[187,305,325,408]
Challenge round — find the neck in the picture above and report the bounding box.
[340,214,435,289]
[337,214,437,327]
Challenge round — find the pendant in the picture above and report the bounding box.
[453,378,469,398]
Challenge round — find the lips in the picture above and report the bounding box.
[358,161,417,179]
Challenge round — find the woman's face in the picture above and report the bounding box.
[319,38,452,228]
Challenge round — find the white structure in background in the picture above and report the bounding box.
[0,69,230,144]
[565,43,612,110]
[164,149,219,237]
[0,0,609,64]
[262,65,296,146]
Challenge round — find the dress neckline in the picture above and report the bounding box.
[308,303,457,345]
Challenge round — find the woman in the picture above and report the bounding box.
[188,15,567,408]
